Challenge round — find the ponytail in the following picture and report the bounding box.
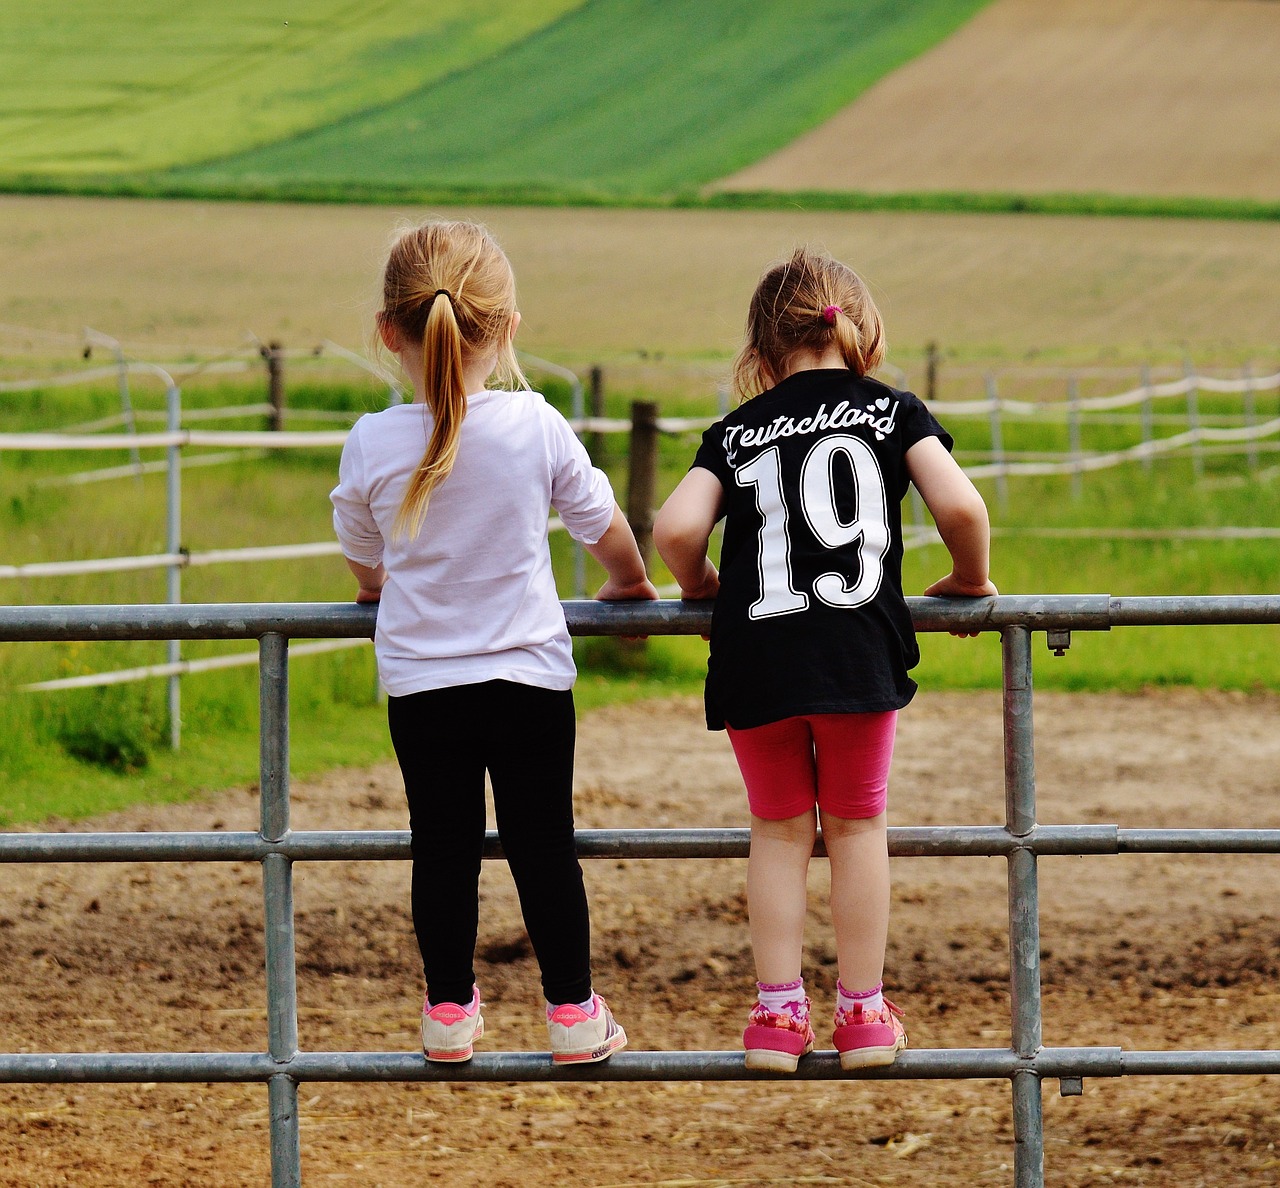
[393,292,467,540]
[830,303,884,377]
[378,221,525,541]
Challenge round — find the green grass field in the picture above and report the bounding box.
[2,0,990,201]
[2,373,1278,825]
[170,0,990,199]
[0,0,583,175]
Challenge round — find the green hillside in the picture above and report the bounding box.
[0,0,584,175]
[4,0,991,201]
[172,0,990,199]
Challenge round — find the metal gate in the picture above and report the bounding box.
[1,595,1278,1188]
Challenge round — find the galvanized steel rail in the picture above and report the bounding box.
[2,595,1280,1188]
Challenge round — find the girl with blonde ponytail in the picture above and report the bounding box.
[332,220,655,1066]
[655,245,996,1074]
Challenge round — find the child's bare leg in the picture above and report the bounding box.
[820,809,890,991]
[747,809,817,983]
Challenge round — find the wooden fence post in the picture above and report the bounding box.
[925,340,940,403]
[627,400,658,570]
[589,365,605,462]
[262,341,286,431]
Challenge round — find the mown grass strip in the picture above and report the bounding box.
[5,173,1277,225]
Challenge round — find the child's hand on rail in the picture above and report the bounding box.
[594,574,659,640]
[922,573,998,637]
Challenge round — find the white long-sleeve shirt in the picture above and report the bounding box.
[330,391,615,696]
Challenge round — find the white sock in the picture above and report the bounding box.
[837,980,884,1015]
[756,978,808,1023]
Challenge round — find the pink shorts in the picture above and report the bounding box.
[726,711,898,822]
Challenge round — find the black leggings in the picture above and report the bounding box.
[387,680,593,1007]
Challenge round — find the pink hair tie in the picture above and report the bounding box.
[822,304,841,324]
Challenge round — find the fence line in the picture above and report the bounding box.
[927,368,1280,417]
[4,356,1278,721]
[963,413,1280,480]
[1,597,1279,1188]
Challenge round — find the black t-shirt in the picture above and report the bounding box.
[691,368,953,730]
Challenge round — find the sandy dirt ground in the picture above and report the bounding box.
[2,688,1279,1186]
[717,0,1280,202]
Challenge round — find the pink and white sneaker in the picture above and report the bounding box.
[547,994,627,1065]
[833,998,907,1070]
[743,1000,815,1072]
[421,987,484,1063]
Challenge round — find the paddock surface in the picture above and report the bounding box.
[1,688,1278,1185]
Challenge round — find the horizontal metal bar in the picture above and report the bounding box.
[4,1045,1275,1086]
[5,825,1280,865]
[0,831,269,862]
[1116,828,1280,853]
[1119,1050,1280,1076]
[3,594,1280,644]
[285,1048,1020,1083]
[0,602,378,642]
[0,1052,279,1083]
[1108,595,1280,626]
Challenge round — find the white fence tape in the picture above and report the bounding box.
[964,415,1280,479]
[20,638,370,693]
[929,370,1280,417]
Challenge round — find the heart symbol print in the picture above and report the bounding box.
[875,431,885,440]
[876,398,890,410]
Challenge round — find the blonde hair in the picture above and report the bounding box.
[378,220,528,540]
[731,247,886,402]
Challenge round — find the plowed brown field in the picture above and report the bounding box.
[717,0,1280,202]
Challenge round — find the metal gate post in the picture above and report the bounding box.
[260,632,302,1187]
[1002,625,1044,1188]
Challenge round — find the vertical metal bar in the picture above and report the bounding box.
[1243,362,1257,474]
[165,381,182,750]
[1002,626,1044,1187]
[1012,1069,1045,1188]
[1140,364,1153,472]
[268,1074,302,1188]
[112,344,143,480]
[571,373,587,597]
[259,632,301,1187]
[986,374,1008,509]
[1067,373,1082,501]
[1184,359,1203,479]
[910,485,926,532]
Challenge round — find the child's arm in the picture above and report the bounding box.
[905,437,997,634]
[585,504,659,602]
[345,558,387,603]
[653,468,723,601]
